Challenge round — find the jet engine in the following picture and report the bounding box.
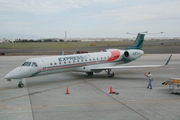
[124,50,144,60]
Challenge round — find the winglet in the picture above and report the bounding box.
[165,54,172,66]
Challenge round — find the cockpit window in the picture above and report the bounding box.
[32,62,38,67]
[22,62,31,66]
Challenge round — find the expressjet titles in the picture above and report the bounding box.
[58,55,90,62]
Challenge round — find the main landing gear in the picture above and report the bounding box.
[18,81,24,88]
[106,69,114,77]
[86,72,94,76]
[86,70,114,78]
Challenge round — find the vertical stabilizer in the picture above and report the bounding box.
[124,32,146,50]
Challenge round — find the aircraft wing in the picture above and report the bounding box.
[91,54,172,70]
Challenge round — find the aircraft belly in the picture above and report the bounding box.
[74,63,115,72]
[74,66,91,72]
[37,68,75,76]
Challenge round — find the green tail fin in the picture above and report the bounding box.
[124,32,146,50]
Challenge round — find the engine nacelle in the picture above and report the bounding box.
[124,49,144,60]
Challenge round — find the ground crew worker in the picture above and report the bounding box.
[144,72,153,89]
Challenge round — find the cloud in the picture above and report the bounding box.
[96,1,180,22]
[0,0,179,37]
[0,0,78,14]
[0,21,37,33]
[0,0,116,14]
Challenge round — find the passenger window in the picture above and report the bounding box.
[32,62,38,67]
[22,62,31,66]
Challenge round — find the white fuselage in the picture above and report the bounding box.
[4,49,144,80]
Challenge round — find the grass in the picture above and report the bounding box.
[1,40,179,49]
[0,41,134,49]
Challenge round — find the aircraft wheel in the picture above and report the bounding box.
[108,72,114,77]
[111,72,114,77]
[86,72,93,76]
[18,83,24,88]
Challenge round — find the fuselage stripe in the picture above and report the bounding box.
[31,60,116,77]
[44,60,106,71]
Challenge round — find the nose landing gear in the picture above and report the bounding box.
[18,81,24,88]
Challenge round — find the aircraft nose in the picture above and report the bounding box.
[4,73,11,79]
[4,67,22,79]
[4,70,17,80]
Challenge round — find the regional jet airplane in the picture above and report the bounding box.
[4,32,172,88]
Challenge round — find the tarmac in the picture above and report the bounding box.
[0,54,180,120]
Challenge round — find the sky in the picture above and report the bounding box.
[0,0,180,38]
